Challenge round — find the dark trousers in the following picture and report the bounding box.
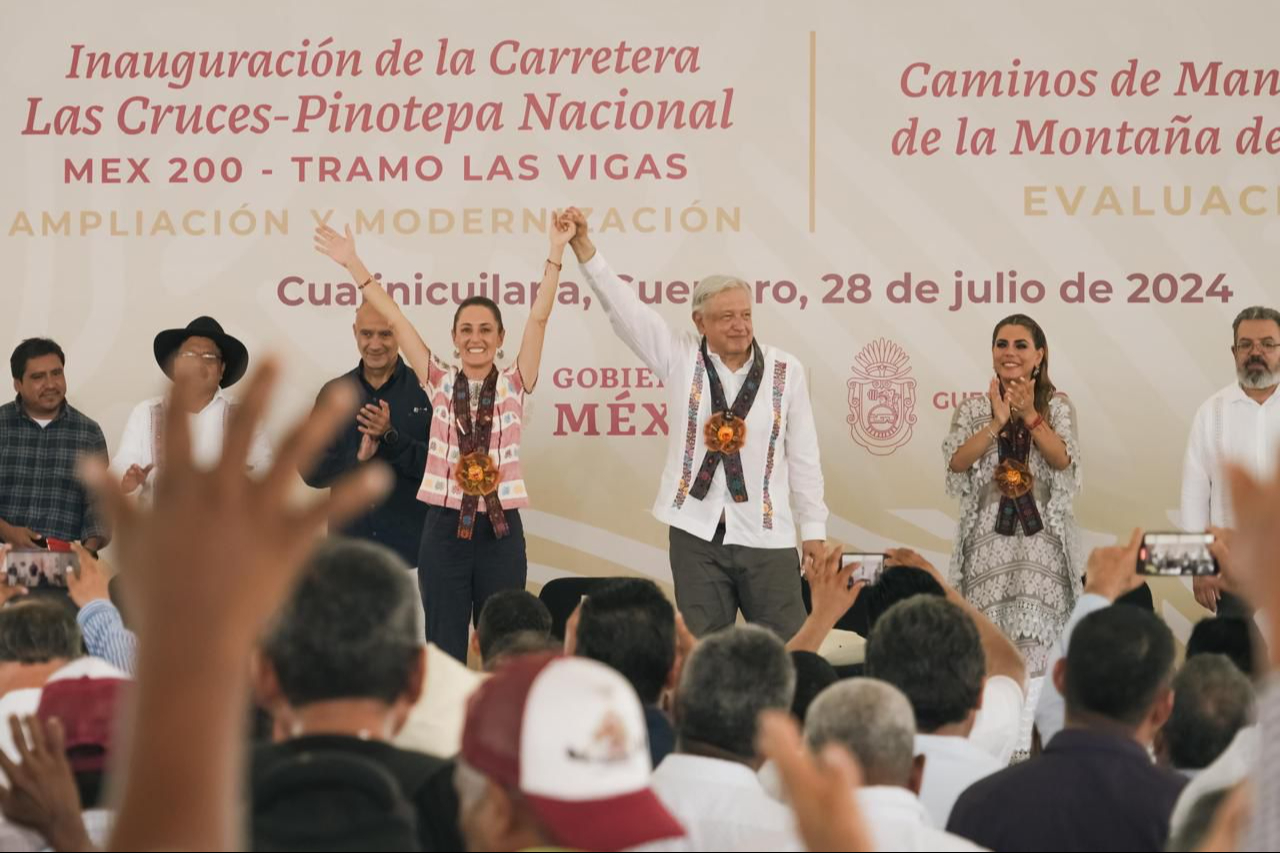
[668,524,806,640]
[418,506,528,662]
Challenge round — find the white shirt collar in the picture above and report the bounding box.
[654,753,764,788]
[856,785,934,826]
[1226,382,1280,407]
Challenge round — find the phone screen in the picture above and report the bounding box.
[841,553,886,587]
[4,549,78,588]
[1136,532,1219,577]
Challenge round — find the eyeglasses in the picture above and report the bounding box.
[1235,340,1279,354]
[177,352,222,363]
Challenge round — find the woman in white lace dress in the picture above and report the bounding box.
[943,314,1082,676]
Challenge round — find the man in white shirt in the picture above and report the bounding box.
[112,316,271,500]
[566,209,827,639]
[805,678,985,852]
[864,550,1027,827]
[1180,305,1280,615]
[649,625,800,851]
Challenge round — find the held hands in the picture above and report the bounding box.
[313,224,359,270]
[549,208,576,249]
[563,207,595,262]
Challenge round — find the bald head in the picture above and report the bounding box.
[353,301,398,372]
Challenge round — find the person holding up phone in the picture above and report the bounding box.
[943,314,1081,676]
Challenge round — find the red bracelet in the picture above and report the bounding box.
[1027,415,1045,431]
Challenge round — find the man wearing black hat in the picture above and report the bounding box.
[112,317,270,500]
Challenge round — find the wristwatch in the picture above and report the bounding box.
[381,428,400,448]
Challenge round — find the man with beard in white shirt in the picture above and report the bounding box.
[804,678,985,852]
[113,317,271,500]
[1181,305,1280,616]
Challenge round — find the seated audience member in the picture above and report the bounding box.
[948,605,1186,851]
[1157,653,1254,777]
[1168,725,1258,839]
[251,538,462,852]
[805,678,984,851]
[0,675,131,851]
[649,625,799,851]
[455,653,685,852]
[484,630,562,670]
[569,578,679,767]
[471,589,553,671]
[864,594,1018,827]
[789,651,838,723]
[0,598,129,762]
[65,544,136,674]
[876,549,1027,761]
[1186,616,1266,679]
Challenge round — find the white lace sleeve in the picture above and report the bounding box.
[1047,394,1082,497]
[942,398,982,499]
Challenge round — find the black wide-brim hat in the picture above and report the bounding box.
[153,316,249,388]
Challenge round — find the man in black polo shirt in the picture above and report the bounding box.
[304,302,431,581]
[0,338,109,552]
[948,596,1185,851]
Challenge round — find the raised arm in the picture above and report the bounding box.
[314,225,434,389]
[516,211,575,392]
[565,207,682,381]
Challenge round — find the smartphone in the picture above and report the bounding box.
[1136,532,1220,577]
[842,553,886,588]
[4,548,78,588]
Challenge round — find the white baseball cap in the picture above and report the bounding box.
[461,653,685,850]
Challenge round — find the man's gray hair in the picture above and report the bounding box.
[691,275,751,315]
[1164,654,1255,771]
[804,678,917,786]
[1232,306,1280,342]
[674,625,795,760]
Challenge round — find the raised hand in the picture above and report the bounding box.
[121,463,154,494]
[756,710,874,852]
[550,209,576,247]
[988,377,1011,429]
[0,715,92,852]
[313,224,359,270]
[1083,528,1145,602]
[67,542,111,608]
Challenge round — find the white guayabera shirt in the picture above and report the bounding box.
[580,252,828,549]
[1180,382,1280,530]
